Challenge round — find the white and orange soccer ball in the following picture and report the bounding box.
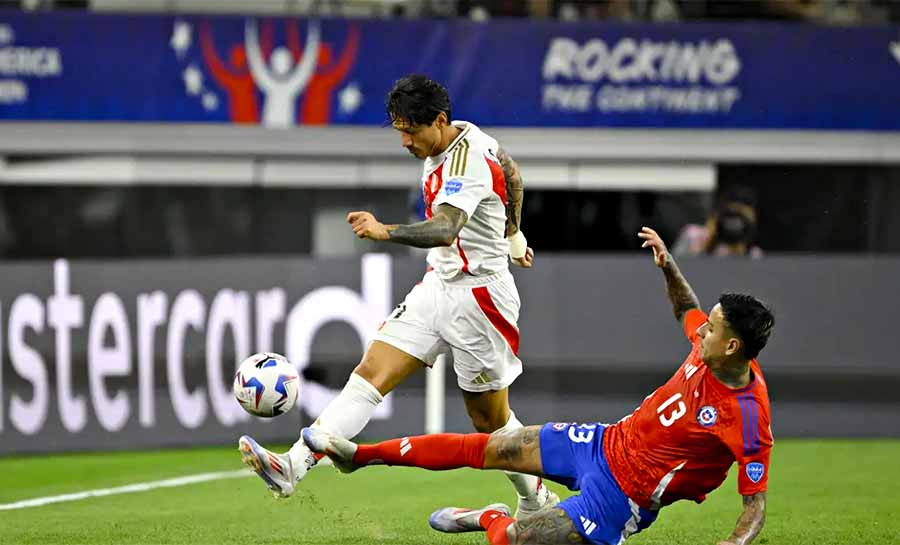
[233,352,300,418]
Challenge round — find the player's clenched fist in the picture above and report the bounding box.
[511,246,535,268]
[638,226,670,268]
[347,211,391,241]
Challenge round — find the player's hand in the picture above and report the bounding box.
[347,211,390,241]
[511,246,534,268]
[638,226,670,268]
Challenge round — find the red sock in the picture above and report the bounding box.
[353,433,489,470]
[480,510,515,545]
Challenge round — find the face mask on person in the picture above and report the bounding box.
[715,206,756,245]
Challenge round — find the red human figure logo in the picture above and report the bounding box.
[200,22,274,124]
[287,23,360,125]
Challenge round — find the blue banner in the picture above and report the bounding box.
[0,11,898,130]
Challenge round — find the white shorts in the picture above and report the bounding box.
[373,269,523,393]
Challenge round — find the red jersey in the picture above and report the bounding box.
[603,309,773,510]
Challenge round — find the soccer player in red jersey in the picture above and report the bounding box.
[303,226,774,545]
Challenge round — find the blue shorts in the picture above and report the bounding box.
[539,423,658,545]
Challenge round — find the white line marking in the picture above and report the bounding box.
[0,469,252,511]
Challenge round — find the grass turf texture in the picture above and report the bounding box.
[1,439,898,545]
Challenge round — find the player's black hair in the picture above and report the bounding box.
[385,74,452,126]
[718,293,774,360]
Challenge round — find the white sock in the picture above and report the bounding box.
[288,372,384,473]
[497,411,541,500]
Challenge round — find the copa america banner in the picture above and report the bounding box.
[0,11,898,130]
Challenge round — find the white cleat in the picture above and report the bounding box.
[301,427,360,474]
[238,435,297,498]
[515,480,561,519]
[429,503,511,533]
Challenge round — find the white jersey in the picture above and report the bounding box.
[422,121,509,281]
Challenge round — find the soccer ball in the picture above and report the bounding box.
[233,352,300,418]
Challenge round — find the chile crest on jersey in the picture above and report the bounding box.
[697,405,718,427]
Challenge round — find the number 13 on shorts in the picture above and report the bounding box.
[568,423,598,444]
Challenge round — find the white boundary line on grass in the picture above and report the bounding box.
[0,469,253,511]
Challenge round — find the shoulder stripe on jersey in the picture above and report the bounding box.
[450,141,464,178]
[458,139,469,176]
[443,125,472,157]
[739,395,752,455]
[448,146,460,178]
[449,139,470,178]
[747,395,759,454]
[749,395,760,452]
[738,394,760,456]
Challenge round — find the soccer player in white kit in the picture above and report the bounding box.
[239,74,558,517]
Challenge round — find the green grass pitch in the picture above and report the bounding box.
[1,439,898,545]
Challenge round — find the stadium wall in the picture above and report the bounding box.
[1,254,897,455]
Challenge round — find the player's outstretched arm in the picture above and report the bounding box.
[346,204,467,248]
[718,492,766,545]
[638,226,701,324]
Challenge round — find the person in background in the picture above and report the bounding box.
[673,186,763,258]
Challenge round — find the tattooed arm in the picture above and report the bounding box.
[638,226,701,324]
[718,492,766,545]
[496,147,535,268]
[388,204,467,248]
[496,147,524,237]
[346,204,467,249]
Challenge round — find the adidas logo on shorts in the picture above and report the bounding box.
[580,515,597,535]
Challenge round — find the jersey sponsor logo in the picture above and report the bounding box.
[746,462,765,483]
[444,179,463,195]
[697,405,718,427]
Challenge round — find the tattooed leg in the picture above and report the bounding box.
[506,508,587,545]
[483,425,545,475]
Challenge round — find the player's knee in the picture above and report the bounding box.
[467,410,507,433]
[468,412,492,433]
[352,354,391,393]
[465,402,509,432]
[352,358,376,382]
